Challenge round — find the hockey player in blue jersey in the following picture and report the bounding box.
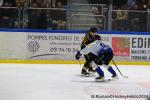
[75,40,118,81]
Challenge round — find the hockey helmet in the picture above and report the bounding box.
[90,27,97,33]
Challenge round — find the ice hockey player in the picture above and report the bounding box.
[75,39,118,81]
[80,27,101,76]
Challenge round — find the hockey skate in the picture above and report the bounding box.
[88,67,96,77]
[111,75,119,80]
[88,67,96,73]
[81,70,90,77]
[95,76,105,82]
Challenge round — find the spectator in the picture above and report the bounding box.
[3,0,16,7]
[148,0,150,10]
[16,0,27,28]
[51,1,66,30]
[127,0,136,9]
[56,1,63,8]
[37,10,48,29]
[0,2,15,28]
[16,0,26,7]
[44,0,52,8]
[27,8,40,29]
[56,0,67,5]
[0,0,3,6]
[113,10,128,31]
[28,2,48,29]
[127,8,147,32]
[137,0,148,11]
[113,0,127,9]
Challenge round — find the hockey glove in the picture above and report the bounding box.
[75,51,81,60]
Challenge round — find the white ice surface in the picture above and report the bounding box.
[0,64,150,100]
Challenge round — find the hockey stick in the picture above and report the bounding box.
[77,60,82,68]
[77,60,88,71]
[112,59,128,79]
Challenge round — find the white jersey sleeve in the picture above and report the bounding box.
[80,40,103,56]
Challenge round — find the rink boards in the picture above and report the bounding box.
[0,29,150,65]
[0,60,150,65]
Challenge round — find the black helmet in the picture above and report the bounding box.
[90,27,97,32]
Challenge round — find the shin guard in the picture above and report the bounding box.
[108,66,117,76]
[95,67,104,77]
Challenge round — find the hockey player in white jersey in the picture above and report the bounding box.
[75,40,118,81]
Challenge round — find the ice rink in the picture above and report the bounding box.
[0,64,150,100]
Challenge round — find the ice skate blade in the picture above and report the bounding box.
[81,74,90,77]
[95,78,114,82]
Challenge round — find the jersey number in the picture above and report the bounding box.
[96,41,105,46]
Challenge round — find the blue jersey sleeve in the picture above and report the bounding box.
[98,45,112,55]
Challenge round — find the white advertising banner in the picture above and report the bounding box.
[26,32,111,60]
[130,35,150,61]
[0,30,149,62]
[0,32,26,59]
[26,32,150,62]
[27,33,84,60]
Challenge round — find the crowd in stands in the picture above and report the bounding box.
[111,0,149,32]
[88,0,150,10]
[27,0,67,30]
[0,0,67,29]
[0,0,67,9]
[89,0,150,32]
[0,0,149,31]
